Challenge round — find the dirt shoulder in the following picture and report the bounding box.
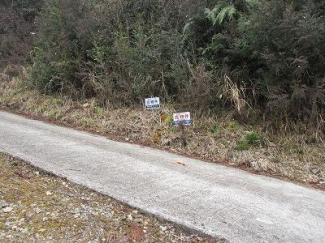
[0,81,324,190]
[0,153,219,243]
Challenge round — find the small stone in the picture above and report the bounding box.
[3,207,13,213]
[35,208,42,214]
[39,229,46,233]
[135,218,143,224]
[132,210,139,214]
[20,228,28,234]
[307,177,319,184]
[311,167,321,175]
[45,191,52,196]
[127,215,133,221]
[0,200,9,208]
[106,211,114,218]
[160,225,167,231]
[25,211,34,219]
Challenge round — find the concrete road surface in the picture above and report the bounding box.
[0,110,325,242]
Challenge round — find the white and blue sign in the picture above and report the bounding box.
[173,112,192,126]
[145,97,160,110]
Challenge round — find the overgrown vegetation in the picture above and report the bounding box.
[1,84,324,188]
[0,0,43,69]
[235,132,261,151]
[1,0,325,137]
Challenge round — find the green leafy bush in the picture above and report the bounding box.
[187,0,325,134]
[236,132,261,150]
[209,124,218,135]
[12,0,324,138]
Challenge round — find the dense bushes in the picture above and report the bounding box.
[0,0,43,69]
[6,0,325,135]
[235,1,325,128]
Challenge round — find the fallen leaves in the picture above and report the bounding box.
[176,159,186,166]
[15,170,33,179]
[15,164,34,179]
[127,222,145,242]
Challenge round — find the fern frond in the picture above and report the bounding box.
[204,8,216,24]
[205,3,237,26]
[216,5,236,25]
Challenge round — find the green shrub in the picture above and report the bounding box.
[235,140,250,151]
[227,120,240,130]
[245,132,261,146]
[209,124,218,135]
[186,0,324,134]
[235,132,261,150]
[14,0,324,138]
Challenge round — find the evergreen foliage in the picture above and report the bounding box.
[1,0,324,135]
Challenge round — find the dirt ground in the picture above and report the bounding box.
[0,153,220,243]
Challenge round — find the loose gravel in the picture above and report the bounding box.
[0,153,219,243]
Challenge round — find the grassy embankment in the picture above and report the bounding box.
[0,80,324,189]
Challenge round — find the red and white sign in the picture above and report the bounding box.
[173,112,191,126]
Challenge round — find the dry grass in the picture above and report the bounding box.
[0,153,218,242]
[0,79,324,189]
